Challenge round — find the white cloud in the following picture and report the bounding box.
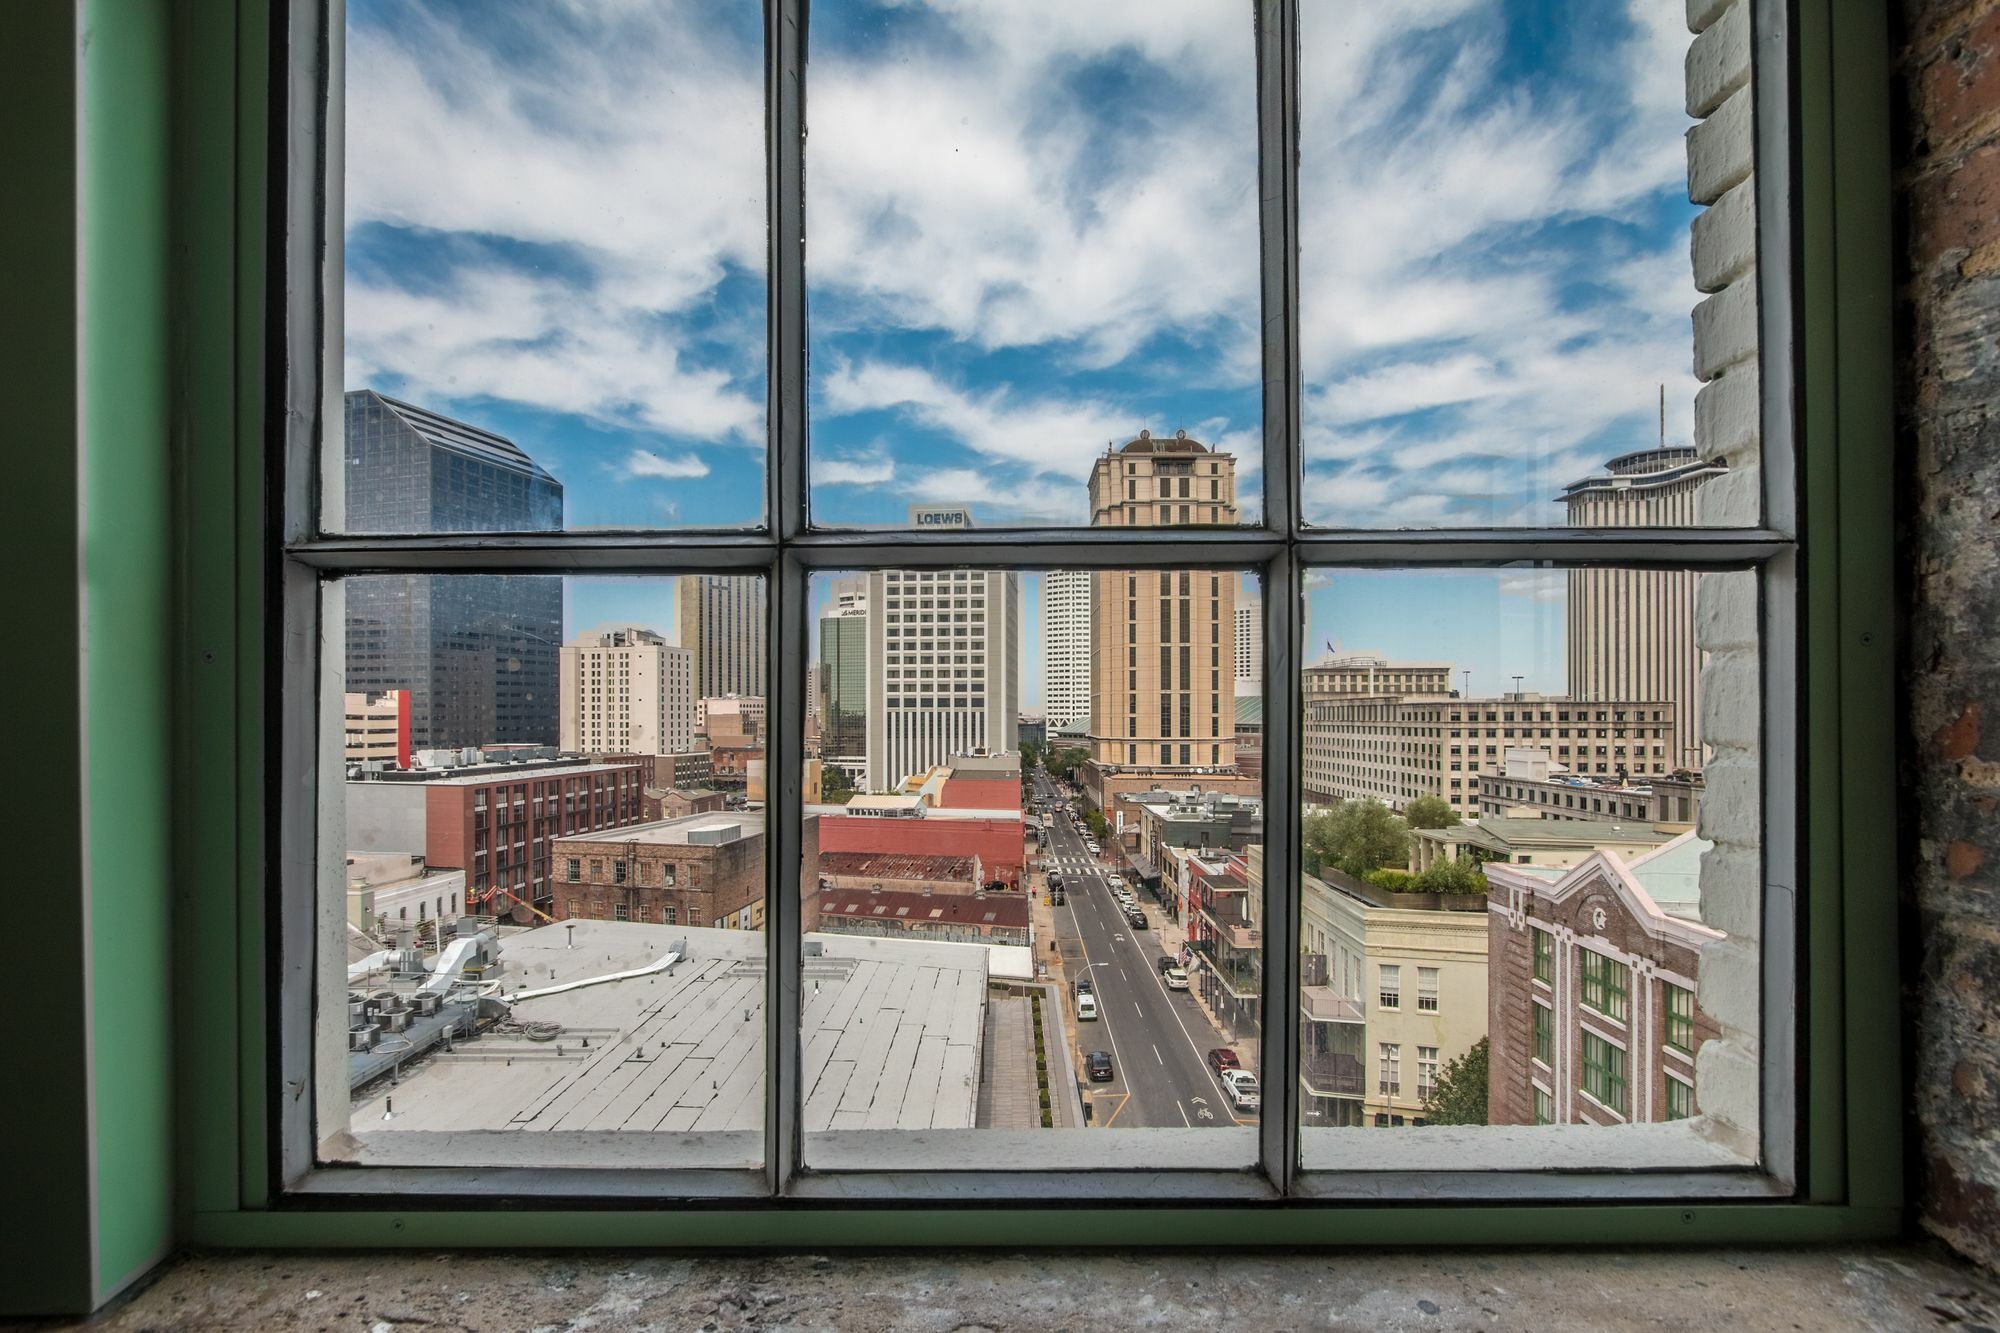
[816,451,898,487]
[622,449,709,481]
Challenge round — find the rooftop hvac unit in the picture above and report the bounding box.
[412,993,442,1017]
[349,1025,378,1052]
[384,1009,413,1033]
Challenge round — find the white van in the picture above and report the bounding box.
[1076,992,1099,1021]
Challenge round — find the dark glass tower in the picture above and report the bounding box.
[342,391,565,750]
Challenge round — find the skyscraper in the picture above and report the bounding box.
[819,577,870,784]
[864,569,1020,792]
[1042,569,1093,734]
[1234,591,1262,692]
[341,391,564,750]
[678,575,767,701]
[559,625,694,756]
[1086,432,1240,773]
[1560,447,1727,771]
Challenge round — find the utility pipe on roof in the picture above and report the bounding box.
[507,948,683,1002]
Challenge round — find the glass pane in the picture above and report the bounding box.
[1298,3,1752,527]
[1297,566,1759,1167]
[334,2,767,533]
[802,567,1263,1168]
[806,1,1263,528]
[321,574,767,1170]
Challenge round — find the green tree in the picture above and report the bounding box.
[1402,794,1460,830]
[1302,799,1410,879]
[1048,746,1089,781]
[820,764,856,805]
[1414,857,1486,895]
[1424,1037,1489,1126]
[1084,808,1108,841]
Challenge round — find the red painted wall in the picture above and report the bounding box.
[939,776,1019,811]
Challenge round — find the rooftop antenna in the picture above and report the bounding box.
[1512,674,1525,698]
[1659,384,1666,449]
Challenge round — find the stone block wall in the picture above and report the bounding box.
[1687,0,1763,1160]
[1900,0,2000,1274]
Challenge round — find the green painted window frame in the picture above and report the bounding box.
[1665,984,1696,1055]
[1532,927,1554,985]
[1580,951,1629,1023]
[1582,1034,1628,1117]
[1534,1086,1554,1126]
[1534,1001,1554,1068]
[1667,1077,1695,1123]
[123,0,1910,1249]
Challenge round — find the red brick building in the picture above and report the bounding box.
[1484,831,1723,1127]
[552,812,767,931]
[938,775,1018,811]
[814,811,1025,889]
[349,759,646,920]
[815,887,1031,947]
[816,851,984,897]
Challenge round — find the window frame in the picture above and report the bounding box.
[156,0,1909,1243]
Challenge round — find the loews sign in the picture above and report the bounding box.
[907,505,974,529]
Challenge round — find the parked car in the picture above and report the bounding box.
[1076,992,1099,1021]
[1048,874,1063,891]
[1206,1048,1242,1076]
[1086,1050,1115,1082]
[1221,1070,1261,1111]
[1051,886,1066,906]
[1126,908,1148,929]
[1156,955,1179,975]
[1075,974,1094,996]
[1105,873,1125,888]
[1164,966,1189,990]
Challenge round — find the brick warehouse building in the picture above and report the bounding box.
[346,758,647,920]
[1484,831,1723,1127]
[811,808,1025,889]
[552,812,768,931]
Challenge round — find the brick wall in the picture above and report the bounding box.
[1900,0,2000,1273]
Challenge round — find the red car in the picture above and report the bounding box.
[1206,1048,1241,1077]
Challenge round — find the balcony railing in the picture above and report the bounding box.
[1299,1049,1366,1100]
[1188,939,1261,997]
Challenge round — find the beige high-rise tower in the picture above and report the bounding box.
[1086,431,1240,772]
[677,575,766,702]
[1560,447,1727,771]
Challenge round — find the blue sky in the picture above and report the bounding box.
[348,0,1702,689]
[344,0,1698,533]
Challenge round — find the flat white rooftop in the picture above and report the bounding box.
[347,921,988,1156]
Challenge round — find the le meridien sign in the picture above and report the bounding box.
[908,506,975,529]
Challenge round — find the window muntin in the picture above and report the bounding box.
[290,0,1808,1200]
[1665,982,1696,1054]
[1581,950,1630,1023]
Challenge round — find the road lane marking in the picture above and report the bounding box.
[1153,1044,1163,1064]
[1176,1101,1191,1127]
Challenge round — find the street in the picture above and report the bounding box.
[1031,768,1253,1130]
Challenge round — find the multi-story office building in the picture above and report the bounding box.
[1042,568,1093,734]
[1300,868,1491,1128]
[1485,831,1723,1127]
[1303,692,1678,819]
[341,392,565,749]
[558,625,693,757]
[343,689,409,767]
[1302,651,1454,702]
[1085,433,1240,780]
[820,576,869,784]
[1234,593,1262,690]
[678,575,766,701]
[1476,747,1705,826]
[863,569,1020,792]
[1561,447,1728,771]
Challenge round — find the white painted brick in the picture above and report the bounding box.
[1692,178,1756,293]
[1701,648,1762,749]
[1693,274,1758,379]
[1695,843,1763,939]
[1687,0,1735,36]
[1694,361,1760,462]
[1686,0,1751,118]
[1700,937,1763,1037]
[1687,84,1754,205]
[1697,568,1759,653]
[1697,755,1760,847]
[1695,462,1761,526]
[1694,1037,1761,1152]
